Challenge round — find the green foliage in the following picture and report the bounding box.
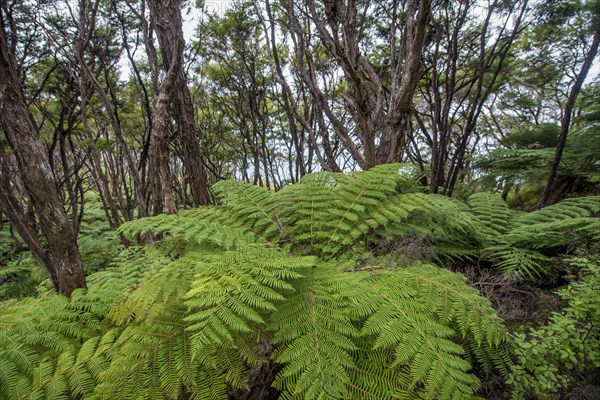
[476,82,600,199]
[1,166,599,399]
[468,193,600,278]
[467,193,515,235]
[274,164,417,256]
[475,147,555,191]
[0,196,122,300]
[0,216,41,300]
[507,257,600,399]
[271,267,359,399]
[77,199,123,275]
[345,264,508,399]
[0,256,46,300]
[502,123,560,149]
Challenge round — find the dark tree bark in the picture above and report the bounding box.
[377,0,431,164]
[0,151,58,290]
[0,5,86,296]
[537,24,600,208]
[418,0,528,196]
[147,35,182,215]
[281,0,431,168]
[147,0,211,207]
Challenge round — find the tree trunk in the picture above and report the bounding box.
[0,9,86,296]
[415,0,527,195]
[147,0,211,207]
[0,151,59,291]
[377,0,431,164]
[148,45,181,215]
[280,0,430,168]
[537,24,600,208]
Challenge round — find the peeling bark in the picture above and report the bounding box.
[147,0,210,207]
[0,6,86,296]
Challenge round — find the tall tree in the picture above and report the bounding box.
[537,1,600,207]
[195,4,294,188]
[147,0,211,207]
[69,0,150,220]
[416,0,528,195]
[0,1,86,296]
[279,0,431,168]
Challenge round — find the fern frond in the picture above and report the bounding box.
[277,171,340,248]
[271,266,359,400]
[505,218,600,250]
[0,340,37,399]
[277,164,414,257]
[468,193,514,236]
[212,180,282,240]
[381,193,486,261]
[322,165,413,255]
[118,208,257,251]
[511,196,600,227]
[184,247,313,356]
[0,291,113,400]
[345,343,408,399]
[485,246,551,279]
[347,263,507,399]
[88,245,165,292]
[109,251,200,325]
[98,300,227,400]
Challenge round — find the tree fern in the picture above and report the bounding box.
[373,193,485,262]
[118,207,258,251]
[277,171,341,250]
[465,193,600,278]
[271,266,359,400]
[212,180,282,240]
[321,165,414,256]
[347,263,507,400]
[505,197,600,250]
[467,193,515,236]
[276,164,415,257]
[184,247,313,353]
[5,166,598,399]
[0,242,162,400]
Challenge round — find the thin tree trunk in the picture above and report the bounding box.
[537,25,600,208]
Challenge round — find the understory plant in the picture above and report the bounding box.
[507,257,600,399]
[0,164,598,399]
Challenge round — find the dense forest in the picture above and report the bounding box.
[0,0,599,399]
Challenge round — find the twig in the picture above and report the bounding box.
[344,265,392,272]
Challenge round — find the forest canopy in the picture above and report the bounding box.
[0,0,599,399]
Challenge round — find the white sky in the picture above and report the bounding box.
[182,0,234,42]
[125,1,600,86]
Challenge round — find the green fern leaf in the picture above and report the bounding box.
[212,180,282,240]
[468,193,514,236]
[271,266,359,400]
